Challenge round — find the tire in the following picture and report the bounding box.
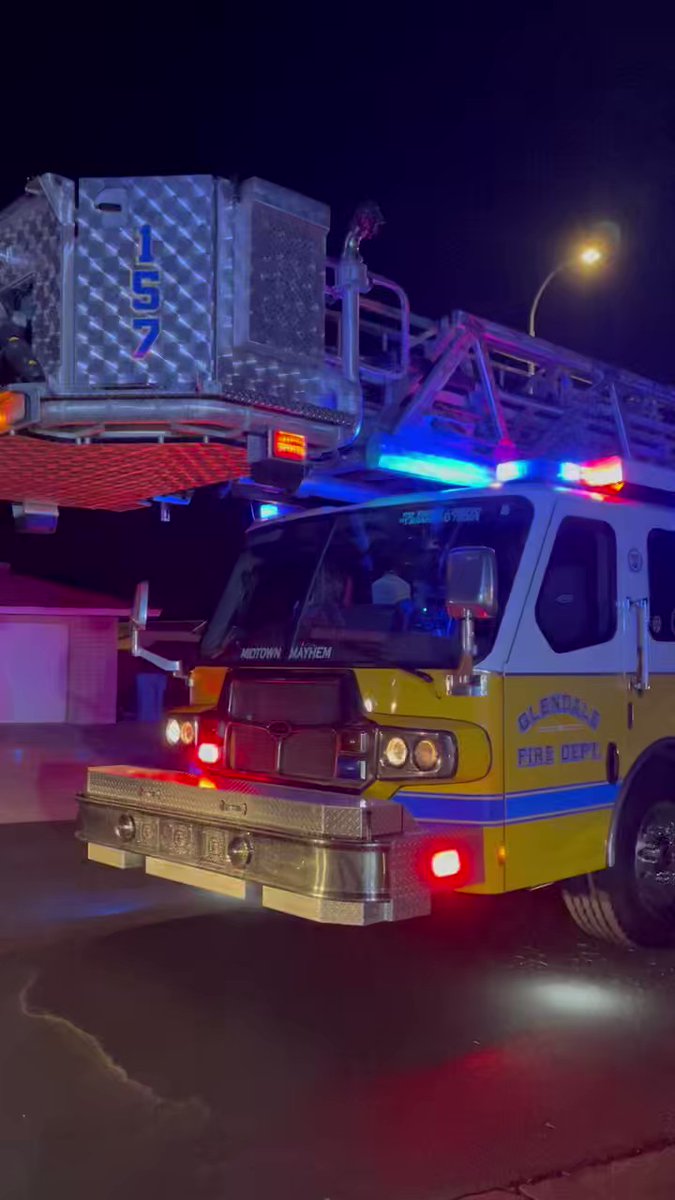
[562,796,675,948]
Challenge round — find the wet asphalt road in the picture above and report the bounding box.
[3,822,675,1200]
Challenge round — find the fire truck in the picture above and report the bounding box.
[4,173,675,946]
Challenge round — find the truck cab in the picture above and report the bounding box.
[78,455,675,946]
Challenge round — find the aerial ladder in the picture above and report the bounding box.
[1,172,675,526]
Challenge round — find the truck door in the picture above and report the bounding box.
[502,496,626,890]
[620,507,675,773]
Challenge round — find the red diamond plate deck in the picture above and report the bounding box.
[0,438,248,510]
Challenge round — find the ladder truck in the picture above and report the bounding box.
[4,173,675,945]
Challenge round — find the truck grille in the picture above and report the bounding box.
[281,729,337,778]
[222,671,362,785]
[227,724,338,781]
[228,725,278,774]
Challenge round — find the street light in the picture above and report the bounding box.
[529,243,605,338]
[579,246,602,266]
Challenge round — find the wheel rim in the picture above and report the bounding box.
[634,802,675,913]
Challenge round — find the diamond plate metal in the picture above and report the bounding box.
[261,888,392,925]
[75,175,216,391]
[84,765,406,839]
[245,200,326,359]
[387,832,434,921]
[216,177,351,413]
[0,171,360,491]
[0,176,74,389]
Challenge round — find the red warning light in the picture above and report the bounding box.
[271,430,307,462]
[197,742,221,765]
[430,848,462,879]
[580,457,623,490]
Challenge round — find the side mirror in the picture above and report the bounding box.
[131,580,149,631]
[129,580,184,678]
[445,547,497,619]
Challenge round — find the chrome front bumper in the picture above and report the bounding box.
[77,766,432,925]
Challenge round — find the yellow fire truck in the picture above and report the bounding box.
[80,439,675,947]
[8,173,672,946]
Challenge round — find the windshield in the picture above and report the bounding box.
[201,496,533,668]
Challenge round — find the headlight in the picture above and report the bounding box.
[413,737,440,772]
[166,716,198,746]
[165,717,181,746]
[382,735,409,768]
[180,720,196,745]
[378,730,457,779]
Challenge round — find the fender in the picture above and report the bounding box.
[606,737,675,866]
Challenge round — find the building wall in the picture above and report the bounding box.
[66,617,118,723]
[0,619,68,721]
[0,614,118,724]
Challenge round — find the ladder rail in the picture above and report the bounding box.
[369,309,675,467]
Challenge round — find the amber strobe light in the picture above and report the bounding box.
[271,430,307,461]
[0,390,26,432]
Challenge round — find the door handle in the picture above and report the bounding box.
[629,598,650,694]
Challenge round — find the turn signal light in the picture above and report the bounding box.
[272,429,307,461]
[0,390,25,433]
[430,848,462,879]
[180,720,196,746]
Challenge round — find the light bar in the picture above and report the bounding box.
[559,457,623,489]
[271,430,307,462]
[378,449,492,488]
[495,460,529,483]
[497,457,624,492]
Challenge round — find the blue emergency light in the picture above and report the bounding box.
[259,503,281,520]
[496,457,624,489]
[377,447,493,488]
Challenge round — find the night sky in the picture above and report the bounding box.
[2,9,675,615]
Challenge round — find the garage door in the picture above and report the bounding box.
[0,622,68,722]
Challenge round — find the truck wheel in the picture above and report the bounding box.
[562,798,675,947]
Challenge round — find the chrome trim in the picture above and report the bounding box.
[79,794,431,925]
[84,766,413,839]
[630,597,650,694]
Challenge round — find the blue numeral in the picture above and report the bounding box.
[138,224,154,264]
[132,317,160,358]
[130,226,161,358]
[131,268,161,312]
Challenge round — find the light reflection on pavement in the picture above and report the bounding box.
[2,821,675,1200]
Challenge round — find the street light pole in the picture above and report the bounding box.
[528,263,567,338]
[529,245,605,339]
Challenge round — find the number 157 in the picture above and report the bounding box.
[131,226,161,358]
